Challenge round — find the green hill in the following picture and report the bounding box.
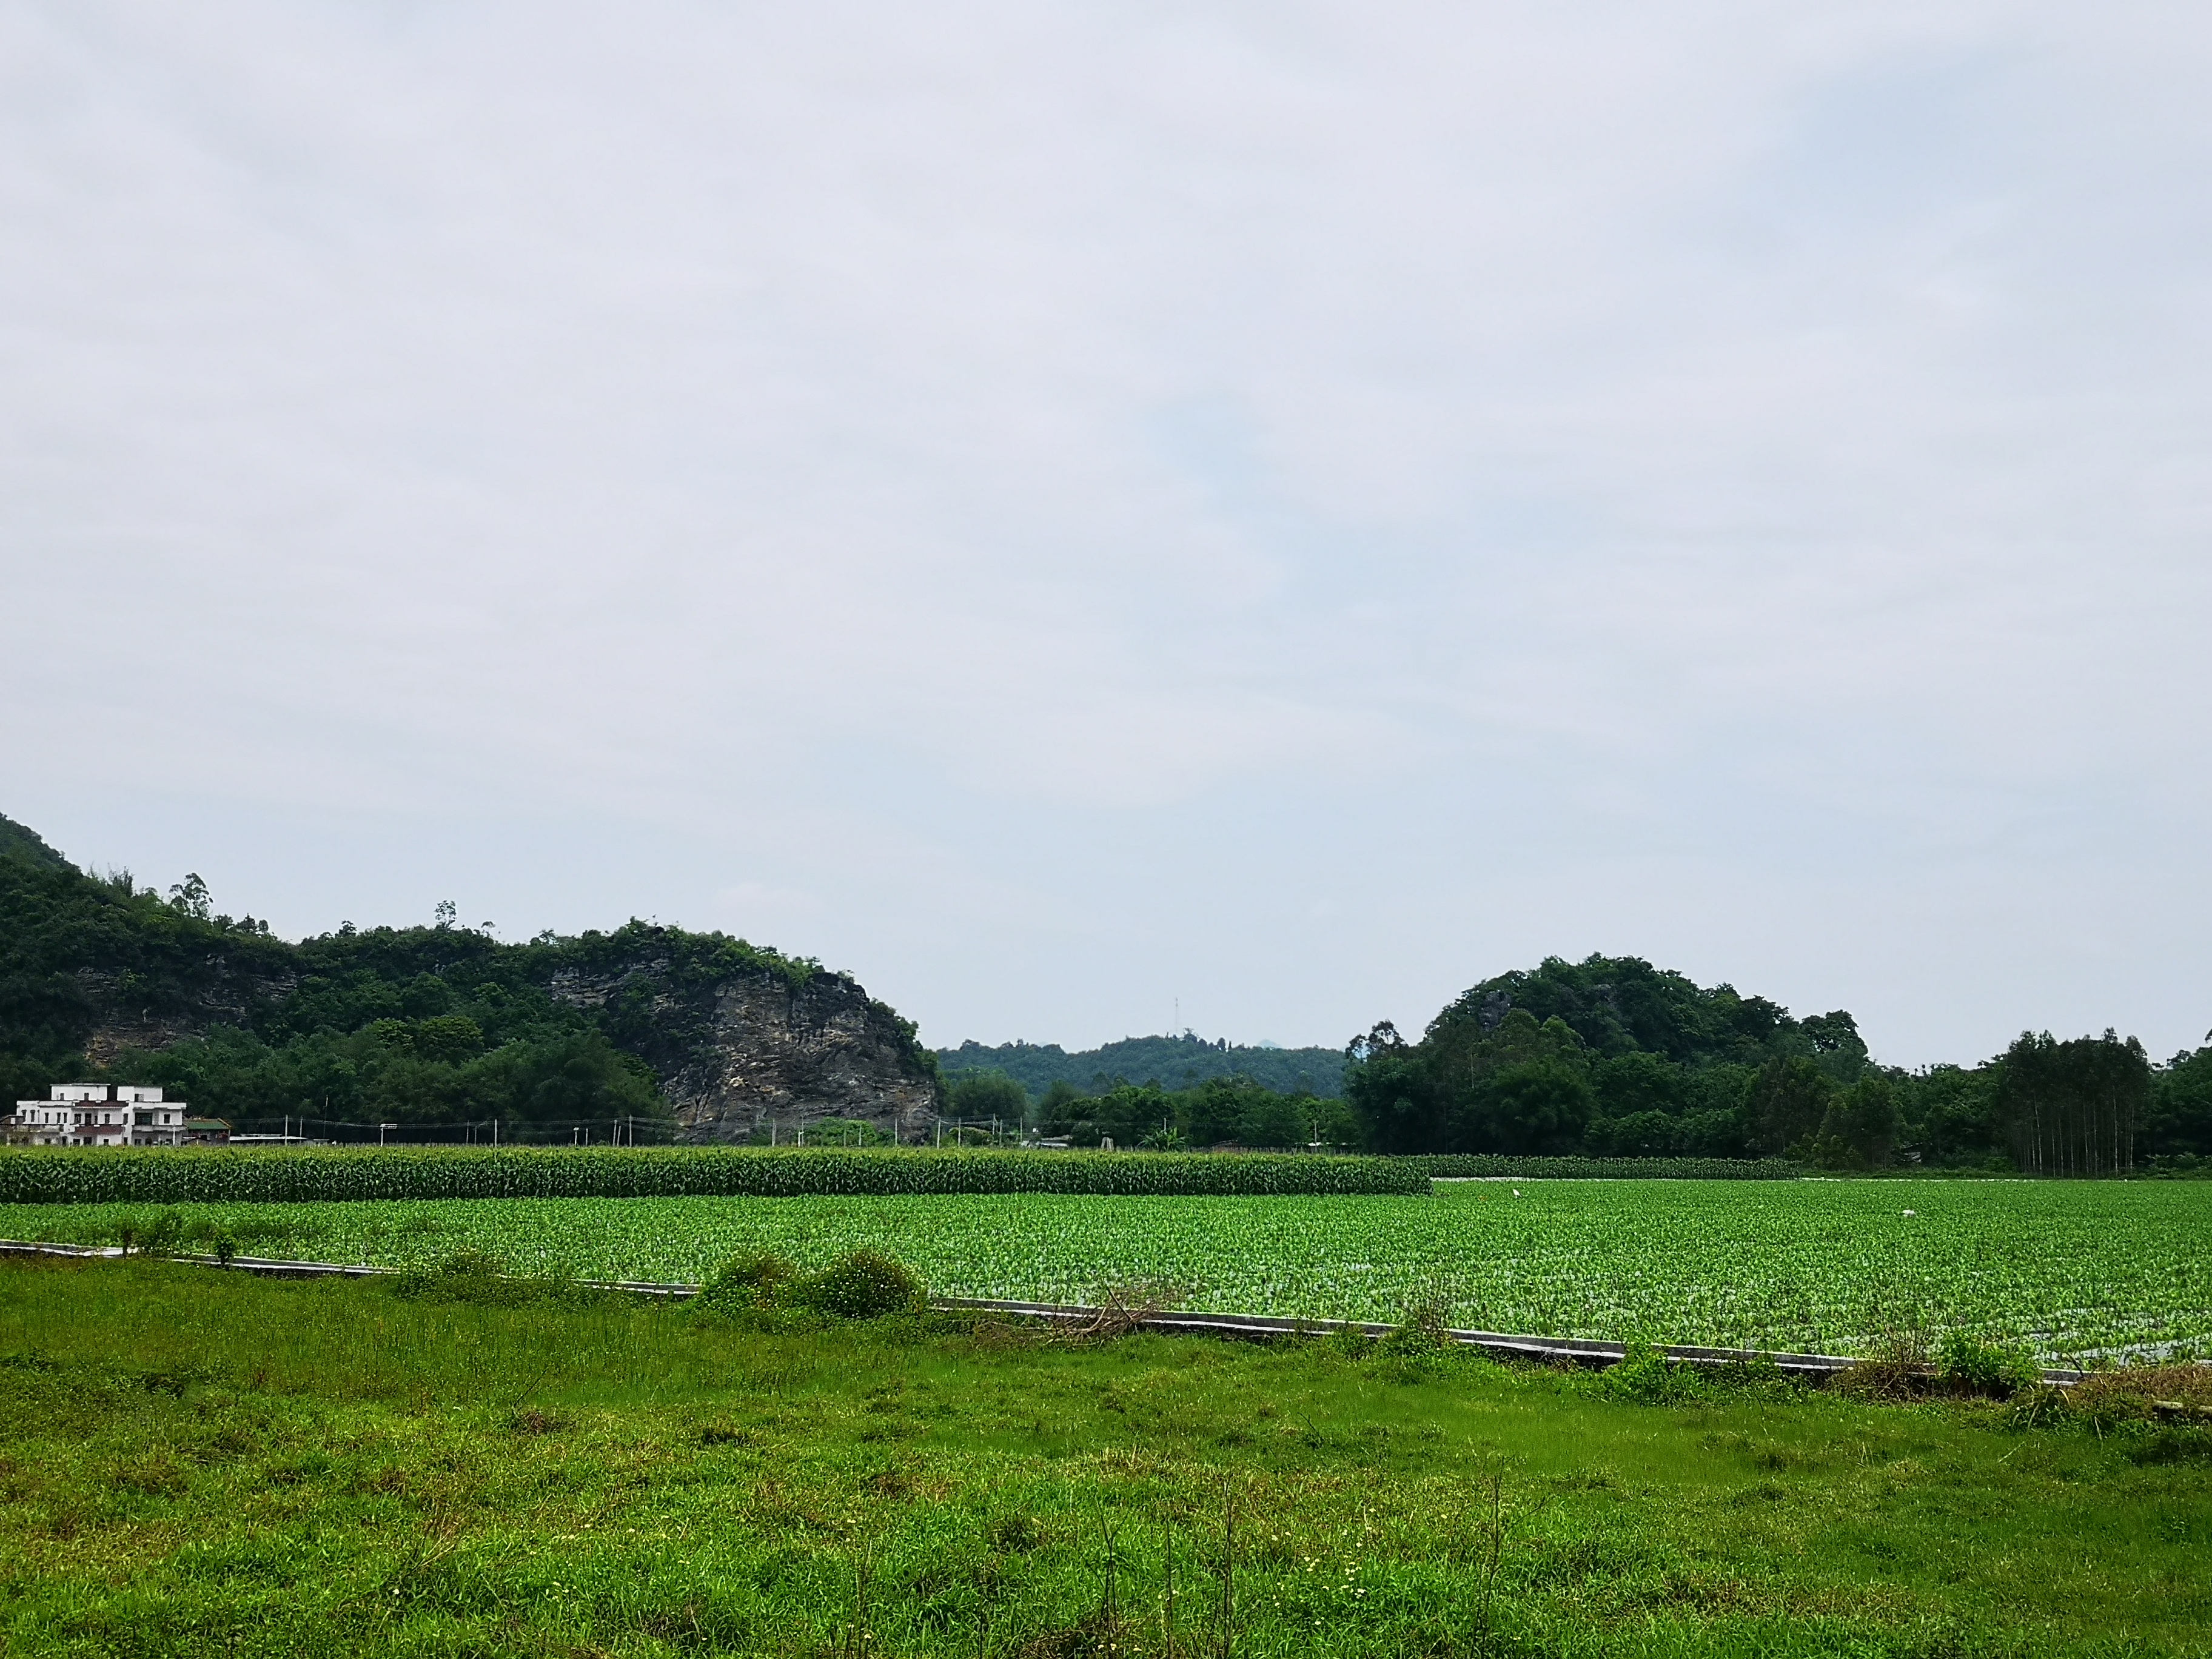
[0,813,68,873]
[0,813,933,1140]
[1346,951,2212,1172]
[937,1032,1347,1101]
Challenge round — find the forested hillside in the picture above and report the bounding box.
[1344,954,2212,1170]
[937,1033,1346,1100]
[12,810,2210,1167]
[0,813,935,1141]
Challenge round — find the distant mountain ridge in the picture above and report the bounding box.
[938,1033,1348,1101]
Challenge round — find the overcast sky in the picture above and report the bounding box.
[5,2,2210,1064]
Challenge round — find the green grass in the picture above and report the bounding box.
[9,1178,2212,1364]
[1,1255,2207,1657]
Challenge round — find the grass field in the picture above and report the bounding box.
[7,1178,2210,1364]
[3,1253,2208,1658]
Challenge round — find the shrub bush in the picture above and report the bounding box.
[0,1146,1427,1204]
[794,1250,924,1319]
[1936,1330,2039,1397]
[697,1248,923,1321]
[1601,1340,1703,1404]
[697,1252,801,1315]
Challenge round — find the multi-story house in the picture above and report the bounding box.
[7,1084,189,1147]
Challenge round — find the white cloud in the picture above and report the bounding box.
[5,1,2211,1061]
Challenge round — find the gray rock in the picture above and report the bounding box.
[551,959,937,1143]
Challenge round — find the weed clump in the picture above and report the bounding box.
[796,1250,925,1319]
[697,1248,925,1321]
[2014,1366,2212,1462]
[113,1210,184,1258]
[2061,1364,2212,1426]
[1600,1341,1703,1405]
[1936,1331,2039,1398]
[1371,1295,1455,1380]
[1838,1327,2042,1401]
[390,1249,584,1307]
[697,1252,802,1315]
[1835,1330,1932,1401]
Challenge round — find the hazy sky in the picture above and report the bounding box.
[6,2,2210,1064]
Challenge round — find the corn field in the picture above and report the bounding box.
[0,1146,1426,1205]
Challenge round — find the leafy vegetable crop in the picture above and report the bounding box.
[6,1180,2207,1366]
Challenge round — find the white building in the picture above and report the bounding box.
[8,1084,187,1147]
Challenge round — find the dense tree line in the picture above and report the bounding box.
[945,1069,1359,1150]
[939,1031,1348,1101]
[12,810,2212,1169]
[1341,954,2199,1171]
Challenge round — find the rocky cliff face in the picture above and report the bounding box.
[75,960,299,1068]
[549,956,939,1143]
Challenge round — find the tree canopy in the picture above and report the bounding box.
[0,816,863,1141]
[1344,953,2193,1171]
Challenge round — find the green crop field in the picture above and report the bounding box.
[8,1179,2209,1366]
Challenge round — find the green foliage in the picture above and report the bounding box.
[120,1021,669,1141]
[697,1251,802,1315]
[0,1145,1427,1205]
[698,1247,923,1319]
[801,1117,893,1147]
[1340,952,2169,1169]
[1995,1030,2150,1175]
[1935,1330,2039,1398]
[1808,1076,1902,1169]
[389,1248,589,1307]
[1427,954,1830,1068]
[940,1031,1349,1100]
[2148,1045,2212,1160]
[792,1248,925,1319]
[115,1208,185,1258]
[0,813,914,1138]
[1600,1340,1703,1404]
[945,1068,1029,1122]
[1031,1075,1354,1150]
[0,812,70,872]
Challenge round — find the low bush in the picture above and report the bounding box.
[1601,1340,1703,1404]
[0,1145,1427,1205]
[698,1248,924,1321]
[1936,1330,2039,1398]
[115,1209,185,1257]
[794,1249,924,1319]
[697,1252,802,1315]
[1403,1155,1801,1181]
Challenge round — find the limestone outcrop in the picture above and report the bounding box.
[549,955,938,1143]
